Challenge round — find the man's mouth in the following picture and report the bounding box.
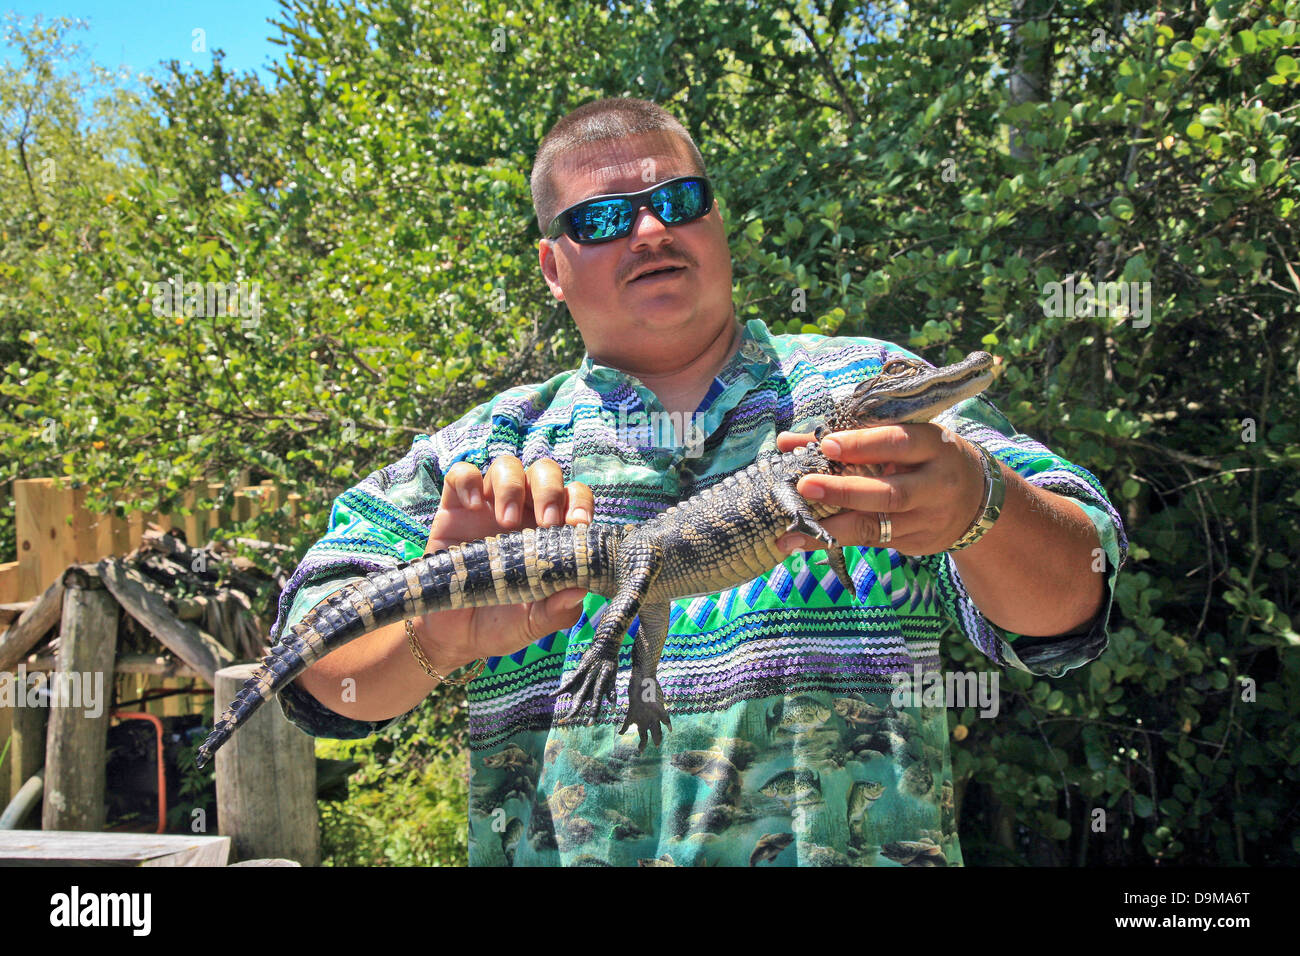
[629,264,687,283]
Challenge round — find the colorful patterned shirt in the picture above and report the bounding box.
[271,319,1127,867]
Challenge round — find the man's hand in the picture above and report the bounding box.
[412,455,594,675]
[773,424,988,556]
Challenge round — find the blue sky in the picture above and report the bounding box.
[2,1,286,86]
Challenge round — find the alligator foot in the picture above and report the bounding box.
[774,480,838,551]
[558,640,620,724]
[784,513,837,551]
[620,670,671,751]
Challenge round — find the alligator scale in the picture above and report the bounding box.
[196,351,997,766]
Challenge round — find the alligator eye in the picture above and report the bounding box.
[882,359,912,375]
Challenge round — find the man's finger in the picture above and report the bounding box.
[525,459,568,527]
[485,455,527,529]
[442,461,486,510]
[796,471,923,514]
[775,430,816,453]
[818,424,939,466]
[565,481,594,525]
[528,588,588,638]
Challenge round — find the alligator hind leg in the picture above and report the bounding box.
[621,601,672,750]
[557,548,661,725]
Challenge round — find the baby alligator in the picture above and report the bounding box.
[196,350,996,766]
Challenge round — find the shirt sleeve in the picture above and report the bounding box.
[268,434,453,739]
[914,394,1129,678]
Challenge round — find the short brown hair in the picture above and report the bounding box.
[530,97,708,234]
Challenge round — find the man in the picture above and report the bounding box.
[271,97,1127,866]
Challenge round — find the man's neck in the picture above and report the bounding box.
[613,319,741,419]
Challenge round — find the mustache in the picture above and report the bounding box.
[621,251,695,283]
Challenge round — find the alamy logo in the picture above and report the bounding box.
[145,274,262,321]
[890,665,999,718]
[613,408,706,458]
[0,666,104,718]
[1040,275,1151,327]
[49,886,151,936]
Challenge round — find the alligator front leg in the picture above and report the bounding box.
[622,601,672,750]
[772,481,854,592]
[557,542,662,724]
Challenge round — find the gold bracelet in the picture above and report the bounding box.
[405,618,485,686]
[944,440,1006,553]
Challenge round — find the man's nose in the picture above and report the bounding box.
[628,206,672,248]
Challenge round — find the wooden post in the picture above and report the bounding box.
[213,663,318,865]
[42,564,118,831]
[8,690,49,823]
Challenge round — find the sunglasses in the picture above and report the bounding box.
[544,176,714,244]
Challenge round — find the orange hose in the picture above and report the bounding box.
[111,712,167,834]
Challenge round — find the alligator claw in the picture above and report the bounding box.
[785,516,837,551]
[558,642,619,724]
[620,672,671,751]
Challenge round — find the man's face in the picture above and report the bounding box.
[538,132,734,371]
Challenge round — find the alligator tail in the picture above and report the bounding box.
[196,523,612,768]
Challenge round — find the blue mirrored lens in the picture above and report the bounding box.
[652,180,705,222]
[573,200,633,241]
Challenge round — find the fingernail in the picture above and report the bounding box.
[803,483,824,500]
[821,438,841,458]
[562,592,586,609]
[571,507,590,524]
[467,488,482,509]
[503,502,519,526]
[543,505,560,527]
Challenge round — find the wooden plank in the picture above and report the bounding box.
[97,558,232,686]
[228,857,301,866]
[0,831,231,866]
[42,566,117,831]
[71,485,132,563]
[0,601,35,630]
[0,575,66,672]
[0,563,20,606]
[15,479,78,603]
[214,663,318,865]
[207,482,227,543]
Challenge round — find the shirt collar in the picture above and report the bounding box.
[577,318,777,400]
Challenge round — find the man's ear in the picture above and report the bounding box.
[538,239,565,301]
